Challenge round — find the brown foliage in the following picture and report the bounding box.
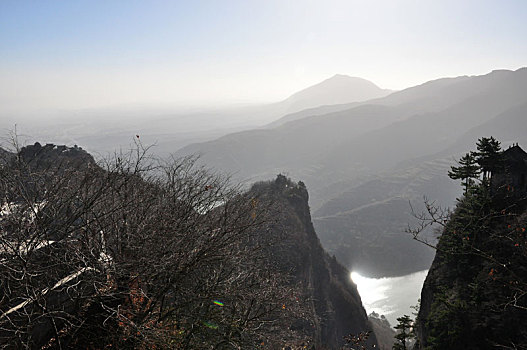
[0,141,304,349]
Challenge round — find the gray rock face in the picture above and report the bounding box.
[249,176,377,348]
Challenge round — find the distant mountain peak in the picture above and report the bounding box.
[328,73,363,80]
[312,73,381,88]
[282,74,392,114]
[328,73,375,81]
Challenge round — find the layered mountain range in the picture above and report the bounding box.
[176,67,527,276]
[1,74,391,158]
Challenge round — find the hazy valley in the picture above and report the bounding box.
[174,67,527,277]
[3,62,527,349]
[2,3,527,346]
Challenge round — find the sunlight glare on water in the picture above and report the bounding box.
[350,271,389,306]
[351,270,428,327]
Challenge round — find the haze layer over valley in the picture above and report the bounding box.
[3,1,527,348]
[176,67,527,277]
[1,74,391,158]
[4,68,527,279]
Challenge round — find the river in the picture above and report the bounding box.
[351,270,428,327]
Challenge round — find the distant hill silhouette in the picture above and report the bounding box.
[269,74,392,126]
[1,75,391,157]
[176,67,527,277]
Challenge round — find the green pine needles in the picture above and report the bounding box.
[448,137,505,194]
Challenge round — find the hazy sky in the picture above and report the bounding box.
[1,0,527,113]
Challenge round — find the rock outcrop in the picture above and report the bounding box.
[250,175,377,348]
[415,187,527,349]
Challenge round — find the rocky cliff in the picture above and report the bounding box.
[415,187,527,349]
[249,175,377,349]
[368,312,395,350]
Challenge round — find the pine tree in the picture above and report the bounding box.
[393,315,414,350]
[448,152,480,194]
[475,136,503,181]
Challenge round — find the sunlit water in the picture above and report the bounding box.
[351,270,428,327]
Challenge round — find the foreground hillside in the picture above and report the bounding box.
[177,67,527,277]
[0,144,375,349]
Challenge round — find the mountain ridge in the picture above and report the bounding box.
[2,74,392,157]
[283,74,392,113]
[175,67,527,277]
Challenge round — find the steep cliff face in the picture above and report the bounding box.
[250,175,377,349]
[415,189,527,349]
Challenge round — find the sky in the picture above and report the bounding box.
[1,0,527,114]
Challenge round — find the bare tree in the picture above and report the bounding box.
[0,140,305,349]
